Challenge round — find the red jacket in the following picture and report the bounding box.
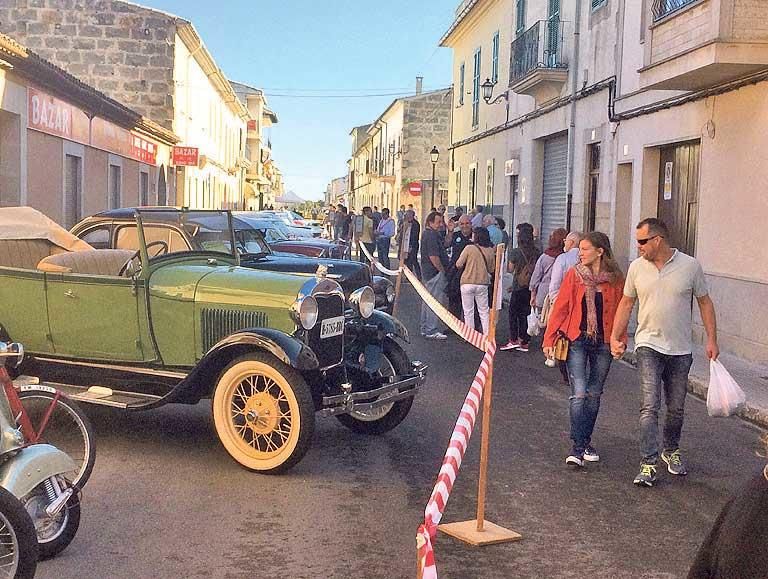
[543,268,627,347]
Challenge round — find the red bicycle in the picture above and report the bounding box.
[0,343,95,489]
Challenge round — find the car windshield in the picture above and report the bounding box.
[136,210,236,257]
[235,216,290,243]
[235,223,272,255]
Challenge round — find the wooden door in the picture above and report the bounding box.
[658,141,700,255]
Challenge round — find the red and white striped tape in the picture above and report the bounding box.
[418,341,496,578]
[357,241,402,277]
[400,266,489,351]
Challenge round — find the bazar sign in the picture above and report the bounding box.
[172,146,199,167]
[92,118,157,165]
[28,88,89,144]
[28,87,158,165]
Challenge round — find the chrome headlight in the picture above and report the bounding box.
[291,295,319,330]
[349,286,375,319]
[385,284,395,304]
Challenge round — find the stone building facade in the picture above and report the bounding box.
[348,88,451,222]
[0,32,177,227]
[0,0,251,210]
[0,0,176,129]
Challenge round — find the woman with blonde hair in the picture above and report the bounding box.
[543,231,625,467]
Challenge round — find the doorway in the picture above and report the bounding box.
[658,141,700,255]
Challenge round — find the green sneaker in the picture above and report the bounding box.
[661,449,688,476]
[633,463,658,487]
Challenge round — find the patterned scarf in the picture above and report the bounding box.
[574,263,611,338]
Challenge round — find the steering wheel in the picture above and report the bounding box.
[146,240,169,258]
[118,240,169,277]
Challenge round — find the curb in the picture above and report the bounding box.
[620,351,768,430]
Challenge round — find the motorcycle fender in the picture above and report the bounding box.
[367,310,409,343]
[0,444,76,499]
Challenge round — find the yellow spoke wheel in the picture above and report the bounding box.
[213,353,315,473]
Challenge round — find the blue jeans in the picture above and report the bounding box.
[420,272,447,336]
[636,346,693,465]
[376,236,392,270]
[566,335,613,452]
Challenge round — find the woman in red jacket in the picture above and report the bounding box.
[543,231,626,467]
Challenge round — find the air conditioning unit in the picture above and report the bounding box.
[504,159,519,176]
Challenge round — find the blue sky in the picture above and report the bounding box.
[150,0,458,201]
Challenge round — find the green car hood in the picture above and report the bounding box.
[194,266,306,312]
[148,263,308,364]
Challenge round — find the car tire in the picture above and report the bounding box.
[212,353,315,474]
[336,340,414,435]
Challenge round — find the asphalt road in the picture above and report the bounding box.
[37,286,765,579]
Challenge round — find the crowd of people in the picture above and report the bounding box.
[319,201,765,576]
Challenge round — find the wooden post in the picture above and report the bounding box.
[392,268,404,318]
[416,533,425,579]
[438,243,522,546]
[475,244,503,531]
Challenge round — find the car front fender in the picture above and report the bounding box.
[168,329,320,404]
[367,309,409,343]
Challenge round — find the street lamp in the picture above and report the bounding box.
[481,77,510,123]
[430,146,439,211]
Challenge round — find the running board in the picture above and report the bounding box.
[14,375,162,409]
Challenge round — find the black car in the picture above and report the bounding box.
[70,209,396,314]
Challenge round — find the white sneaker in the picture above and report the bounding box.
[425,332,448,341]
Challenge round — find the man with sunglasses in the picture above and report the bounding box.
[611,218,719,487]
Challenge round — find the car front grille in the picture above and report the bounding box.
[306,293,344,369]
[201,308,269,353]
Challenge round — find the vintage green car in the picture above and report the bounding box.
[0,207,426,473]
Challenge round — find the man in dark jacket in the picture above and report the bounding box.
[397,209,421,280]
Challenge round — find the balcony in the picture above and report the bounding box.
[509,20,568,106]
[641,0,768,91]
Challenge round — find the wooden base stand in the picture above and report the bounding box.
[438,520,522,546]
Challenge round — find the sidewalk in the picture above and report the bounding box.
[622,338,768,429]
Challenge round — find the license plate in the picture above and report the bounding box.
[320,316,344,339]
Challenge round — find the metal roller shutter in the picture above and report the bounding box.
[541,134,568,244]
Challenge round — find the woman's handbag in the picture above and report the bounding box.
[553,332,569,361]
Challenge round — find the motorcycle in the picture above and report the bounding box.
[0,342,81,561]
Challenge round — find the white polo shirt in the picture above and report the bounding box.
[624,250,709,356]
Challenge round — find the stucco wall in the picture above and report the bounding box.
[83,147,108,216]
[0,0,177,129]
[26,128,63,222]
[614,81,768,360]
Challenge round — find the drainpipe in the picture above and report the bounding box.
[565,0,582,231]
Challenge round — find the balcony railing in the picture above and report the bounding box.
[509,20,567,85]
[652,0,698,21]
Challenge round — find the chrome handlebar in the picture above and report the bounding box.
[0,342,24,368]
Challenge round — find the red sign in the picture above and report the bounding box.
[172,146,200,167]
[92,117,157,165]
[408,181,422,196]
[28,87,89,144]
[247,119,257,131]
[29,88,159,165]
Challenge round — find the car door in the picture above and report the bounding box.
[45,268,145,361]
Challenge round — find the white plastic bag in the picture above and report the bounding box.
[707,359,746,417]
[527,309,540,337]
